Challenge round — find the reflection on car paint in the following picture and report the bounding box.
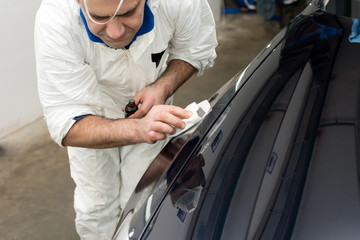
[284,18,342,50]
[177,208,187,222]
[266,152,278,174]
[211,130,223,153]
[349,18,360,43]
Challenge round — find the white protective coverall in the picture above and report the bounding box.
[34,0,217,239]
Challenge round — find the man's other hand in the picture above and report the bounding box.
[129,84,167,118]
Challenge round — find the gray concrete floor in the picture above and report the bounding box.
[0,13,280,240]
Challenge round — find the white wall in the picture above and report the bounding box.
[0,0,43,139]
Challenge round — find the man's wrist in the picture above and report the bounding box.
[122,118,144,144]
[153,59,197,100]
[151,77,172,101]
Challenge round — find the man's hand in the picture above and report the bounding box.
[123,60,197,118]
[129,84,167,118]
[137,105,192,143]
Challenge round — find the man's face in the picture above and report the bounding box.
[78,0,145,48]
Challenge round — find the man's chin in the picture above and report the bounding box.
[104,39,132,49]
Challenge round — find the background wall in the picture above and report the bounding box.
[0,0,222,140]
[0,1,43,139]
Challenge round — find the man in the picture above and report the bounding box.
[34,0,217,239]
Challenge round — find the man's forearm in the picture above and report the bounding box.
[62,115,140,149]
[153,59,197,99]
[61,105,192,149]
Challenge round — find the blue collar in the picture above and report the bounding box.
[80,1,154,48]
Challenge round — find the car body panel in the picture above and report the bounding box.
[113,1,360,239]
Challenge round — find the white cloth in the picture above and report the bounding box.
[34,0,217,239]
[172,100,212,136]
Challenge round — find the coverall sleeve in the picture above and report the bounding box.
[167,0,218,76]
[34,3,104,146]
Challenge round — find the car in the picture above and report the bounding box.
[112,0,360,239]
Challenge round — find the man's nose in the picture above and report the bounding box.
[106,18,125,40]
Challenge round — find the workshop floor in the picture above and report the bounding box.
[0,12,281,240]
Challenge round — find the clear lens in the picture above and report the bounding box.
[83,0,124,25]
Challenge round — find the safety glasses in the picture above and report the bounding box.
[83,0,124,24]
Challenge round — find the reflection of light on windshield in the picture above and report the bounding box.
[114,210,134,240]
[235,72,244,90]
[145,195,153,221]
[129,229,135,238]
[235,41,274,91]
[235,65,248,91]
